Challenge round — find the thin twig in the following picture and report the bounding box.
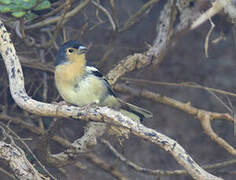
[121,78,236,98]
[91,0,117,31]
[102,139,236,176]
[85,153,128,180]
[0,122,56,180]
[191,0,230,30]
[0,166,16,180]
[120,0,161,32]
[115,83,236,156]
[0,18,223,180]
[25,0,90,30]
[205,18,215,57]
[0,112,126,180]
[40,0,71,48]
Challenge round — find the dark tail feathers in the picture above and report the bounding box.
[118,99,153,121]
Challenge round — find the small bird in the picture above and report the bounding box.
[55,40,152,121]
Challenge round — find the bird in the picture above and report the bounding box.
[54,40,152,121]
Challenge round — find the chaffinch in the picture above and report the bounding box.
[55,40,152,121]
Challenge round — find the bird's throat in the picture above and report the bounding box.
[55,57,86,84]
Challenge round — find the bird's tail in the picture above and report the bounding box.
[118,99,153,121]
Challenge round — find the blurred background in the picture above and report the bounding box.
[0,0,236,179]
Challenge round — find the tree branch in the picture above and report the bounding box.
[114,83,236,156]
[0,20,222,180]
[0,141,43,180]
[25,0,91,30]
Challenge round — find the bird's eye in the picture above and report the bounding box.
[68,48,73,53]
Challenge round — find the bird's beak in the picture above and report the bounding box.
[78,46,88,54]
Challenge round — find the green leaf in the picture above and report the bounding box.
[11,0,36,10]
[0,5,11,12]
[33,0,51,11]
[0,0,51,18]
[11,11,26,17]
[0,0,11,5]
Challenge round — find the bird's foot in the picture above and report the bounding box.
[83,102,98,111]
[52,101,69,106]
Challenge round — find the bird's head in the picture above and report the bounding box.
[56,40,88,66]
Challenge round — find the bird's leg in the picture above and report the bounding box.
[83,102,98,111]
[52,101,70,106]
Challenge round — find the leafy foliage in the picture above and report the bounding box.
[0,0,51,18]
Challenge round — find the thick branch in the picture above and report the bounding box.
[0,20,222,180]
[49,122,106,166]
[106,53,151,85]
[0,141,42,180]
[115,83,236,156]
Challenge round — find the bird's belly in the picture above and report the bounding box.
[56,75,107,106]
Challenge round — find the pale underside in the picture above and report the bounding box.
[55,65,119,107]
[55,64,145,121]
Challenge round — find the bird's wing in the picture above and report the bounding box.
[86,66,153,120]
[86,66,116,97]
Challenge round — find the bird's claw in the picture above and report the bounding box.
[83,102,98,111]
[52,101,68,106]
